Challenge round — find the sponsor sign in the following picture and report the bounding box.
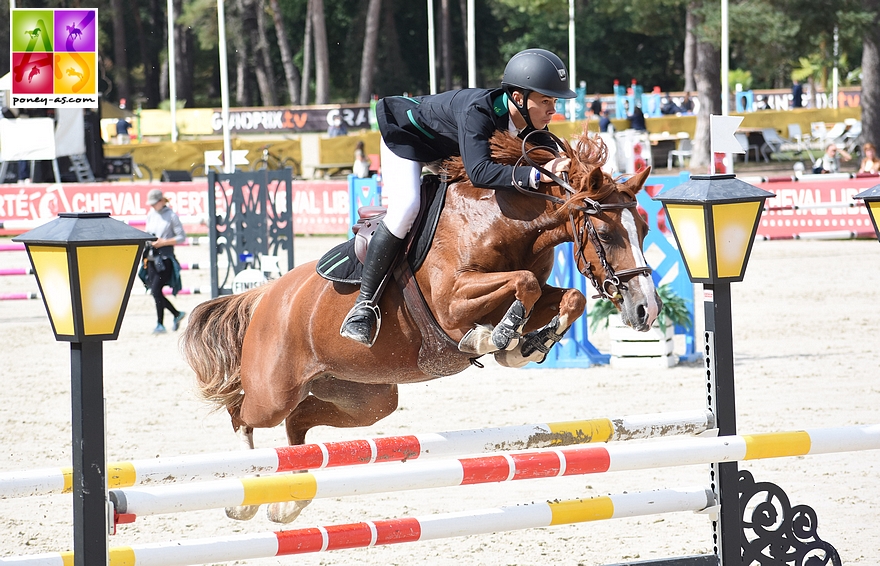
[9,9,98,108]
[755,177,877,239]
[0,181,351,236]
[211,105,370,134]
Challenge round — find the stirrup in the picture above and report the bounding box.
[340,301,383,346]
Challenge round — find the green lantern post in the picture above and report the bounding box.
[654,174,772,565]
[13,213,155,566]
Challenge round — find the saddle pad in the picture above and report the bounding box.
[316,175,447,285]
[316,239,363,284]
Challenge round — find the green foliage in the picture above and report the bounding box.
[588,284,693,334]
[729,69,753,92]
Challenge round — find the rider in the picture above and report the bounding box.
[340,48,576,346]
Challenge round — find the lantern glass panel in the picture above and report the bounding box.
[77,244,140,335]
[29,245,75,335]
[665,204,710,279]
[712,201,762,278]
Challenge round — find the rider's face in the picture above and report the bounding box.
[526,94,557,127]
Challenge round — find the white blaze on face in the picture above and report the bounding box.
[620,209,660,321]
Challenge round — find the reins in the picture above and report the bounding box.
[511,130,652,301]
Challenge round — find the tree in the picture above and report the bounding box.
[861,0,880,148]
[357,0,382,102]
[311,0,331,103]
[269,0,302,104]
[690,1,720,170]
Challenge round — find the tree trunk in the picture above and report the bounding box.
[684,3,697,93]
[132,2,160,108]
[691,35,720,170]
[861,0,880,150]
[301,0,314,104]
[311,0,331,104]
[357,0,382,103]
[255,0,278,106]
[173,0,195,108]
[441,0,451,91]
[237,0,275,106]
[269,0,301,104]
[233,0,253,105]
[110,0,131,102]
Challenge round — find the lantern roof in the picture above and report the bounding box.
[654,174,774,205]
[13,212,155,246]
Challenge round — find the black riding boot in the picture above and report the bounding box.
[340,222,405,346]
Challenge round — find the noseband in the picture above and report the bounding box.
[512,130,653,301]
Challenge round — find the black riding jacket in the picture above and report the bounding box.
[377,88,555,191]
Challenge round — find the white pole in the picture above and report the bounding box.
[427,0,437,94]
[832,25,839,109]
[719,0,730,174]
[167,0,178,143]
[467,0,475,88]
[217,0,233,172]
[568,0,576,122]
[720,0,729,117]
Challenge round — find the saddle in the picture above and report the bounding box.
[317,175,478,377]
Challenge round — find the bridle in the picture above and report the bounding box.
[511,130,653,301]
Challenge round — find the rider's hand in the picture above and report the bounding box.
[540,157,570,183]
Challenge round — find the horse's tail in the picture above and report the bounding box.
[180,285,270,415]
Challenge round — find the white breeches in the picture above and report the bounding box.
[380,137,424,239]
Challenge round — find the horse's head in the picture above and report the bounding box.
[560,136,661,331]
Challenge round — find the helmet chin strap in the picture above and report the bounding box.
[508,88,537,133]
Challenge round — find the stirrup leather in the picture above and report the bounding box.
[340,301,383,347]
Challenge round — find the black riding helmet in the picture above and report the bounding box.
[501,48,576,132]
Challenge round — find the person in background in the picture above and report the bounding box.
[858,142,880,174]
[791,79,804,109]
[327,114,348,137]
[627,104,646,131]
[660,92,681,115]
[589,94,602,120]
[353,140,372,178]
[144,189,186,334]
[813,143,851,174]
[680,92,694,113]
[598,110,614,133]
[116,117,132,144]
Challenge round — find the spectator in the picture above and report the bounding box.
[589,94,602,119]
[143,189,186,334]
[598,110,614,133]
[353,140,371,178]
[327,114,348,137]
[680,92,694,113]
[660,93,681,115]
[627,105,646,132]
[859,142,880,174]
[791,79,803,108]
[813,143,851,174]
[116,117,132,144]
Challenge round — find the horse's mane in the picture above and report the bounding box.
[441,125,618,203]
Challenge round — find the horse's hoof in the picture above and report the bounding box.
[267,499,311,523]
[458,325,494,354]
[225,504,260,521]
[491,300,527,350]
[494,348,530,368]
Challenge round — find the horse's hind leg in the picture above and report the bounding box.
[224,423,261,521]
[265,379,399,524]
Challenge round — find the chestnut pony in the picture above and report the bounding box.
[182,127,660,523]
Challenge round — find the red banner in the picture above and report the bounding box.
[755,176,877,239]
[0,180,351,236]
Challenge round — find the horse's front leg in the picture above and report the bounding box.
[443,270,543,355]
[495,286,586,368]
